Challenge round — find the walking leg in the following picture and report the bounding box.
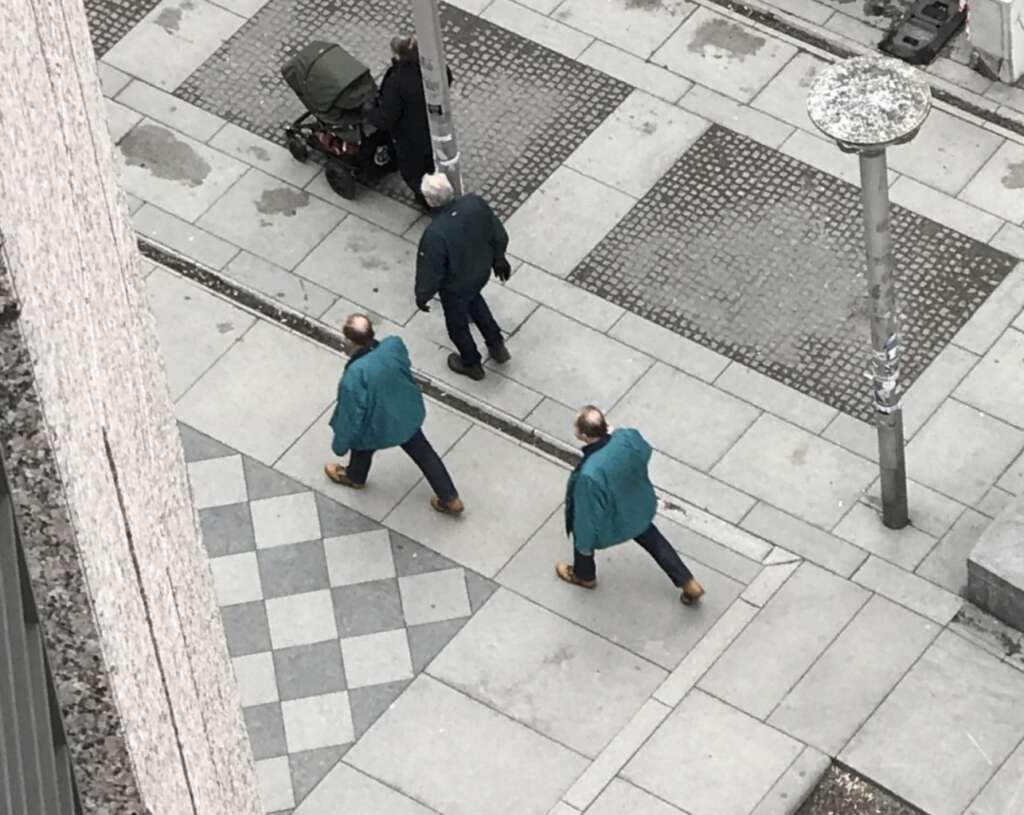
[467,292,503,350]
[441,292,483,367]
[634,524,704,604]
[401,429,458,502]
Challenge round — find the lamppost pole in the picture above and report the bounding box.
[807,57,931,530]
[410,0,462,195]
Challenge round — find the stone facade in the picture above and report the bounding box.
[0,0,260,812]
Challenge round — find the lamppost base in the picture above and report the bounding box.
[876,408,909,529]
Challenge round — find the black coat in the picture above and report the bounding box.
[366,60,453,166]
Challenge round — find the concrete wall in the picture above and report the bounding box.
[0,0,261,812]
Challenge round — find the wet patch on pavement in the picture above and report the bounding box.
[120,123,212,186]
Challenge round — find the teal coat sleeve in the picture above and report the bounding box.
[570,474,606,557]
[329,370,367,457]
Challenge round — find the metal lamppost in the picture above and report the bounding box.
[806,57,931,530]
[411,0,463,195]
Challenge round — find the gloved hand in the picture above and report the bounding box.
[493,257,511,283]
[417,300,431,313]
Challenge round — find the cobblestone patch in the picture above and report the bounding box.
[85,0,161,57]
[799,765,925,815]
[569,125,1016,421]
[174,0,630,217]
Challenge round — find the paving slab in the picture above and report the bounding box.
[769,594,937,755]
[916,508,990,594]
[306,173,422,236]
[564,90,708,199]
[822,413,878,463]
[955,327,1024,430]
[118,120,248,221]
[902,342,980,438]
[887,108,1003,196]
[714,362,837,433]
[623,689,803,815]
[740,503,868,577]
[853,556,963,624]
[115,79,224,142]
[294,762,433,815]
[651,8,798,103]
[889,176,1003,243]
[383,425,567,577]
[967,738,1024,815]
[841,630,1024,815]
[648,450,756,523]
[713,415,877,528]
[275,402,471,522]
[779,127,863,186]
[223,253,337,318]
[960,139,1024,223]
[482,0,593,58]
[751,745,831,815]
[175,319,339,463]
[135,204,240,270]
[504,166,636,278]
[586,778,685,815]
[677,83,794,150]
[97,61,132,97]
[498,307,651,409]
[197,169,345,270]
[293,216,418,325]
[610,362,759,470]
[428,589,665,757]
[860,476,965,540]
[210,122,321,188]
[608,312,730,383]
[700,562,869,719]
[104,0,245,91]
[750,51,827,134]
[952,262,1024,355]
[346,674,588,815]
[832,503,937,571]
[145,266,255,400]
[507,264,624,332]
[497,513,744,670]
[104,98,142,144]
[905,399,1024,505]
[552,0,696,58]
[578,41,692,103]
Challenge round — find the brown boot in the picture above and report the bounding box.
[555,562,597,589]
[324,463,365,489]
[681,578,705,605]
[431,495,465,515]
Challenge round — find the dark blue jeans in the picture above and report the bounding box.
[440,289,502,366]
[347,428,457,502]
[573,523,694,587]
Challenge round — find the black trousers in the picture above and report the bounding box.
[346,428,457,502]
[399,151,434,208]
[440,289,503,367]
[573,523,694,587]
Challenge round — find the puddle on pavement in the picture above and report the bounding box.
[688,18,766,60]
[255,187,310,217]
[120,123,211,187]
[1002,161,1024,189]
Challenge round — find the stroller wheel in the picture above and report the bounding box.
[326,161,356,199]
[287,133,309,163]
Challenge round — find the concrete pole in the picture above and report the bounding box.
[411,0,463,195]
[807,56,931,531]
[857,149,909,529]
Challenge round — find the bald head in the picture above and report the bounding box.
[575,405,608,442]
[342,314,375,347]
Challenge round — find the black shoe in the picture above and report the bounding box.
[447,353,485,381]
[488,343,511,364]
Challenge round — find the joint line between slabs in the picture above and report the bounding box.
[960,723,1024,813]
[338,757,445,815]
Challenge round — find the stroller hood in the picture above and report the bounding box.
[282,41,376,122]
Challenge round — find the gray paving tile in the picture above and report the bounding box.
[315,492,378,538]
[623,689,803,815]
[211,551,264,606]
[331,579,405,638]
[841,631,1024,815]
[232,652,279,707]
[579,40,692,103]
[251,492,323,550]
[221,600,272,657]
[244,702,288,760]
[348,679,411,739]
[188,454,248,510]
[136,205,240,271]
[341,629,414,689]
[292,760,431,815]
[833,503,938,571]
[699,562,870,719]
[750,745,831,815]
[959,138,1024,220]
[258,540,330,598]
[288,745,348,806]
[199,502,256,558]
[390,530,460,577]
[399,569,471,626]
[852,556,963,625]
[281,691,353,752]
[587,778,685,815]
[464,571,498,613]
[179,422,236,462]
[346,675,587,815]
[916,509,989,595]
[553,0,696,58]
[968,737,1024,815]
[266,590,338,649]
[116,79,225,142]
[256,756,295,812]
[406,618,469,673]
[428,589,666,757]
[955,327,1024,429]
[273,641,346,701]
[86,0,161,57]
[243,455,310,501]
[768,595,938,755]
[324,530,395,586]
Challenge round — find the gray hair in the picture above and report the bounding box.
[420,172,455,208]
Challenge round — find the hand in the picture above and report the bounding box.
[493,257,511,283]
[417,300,431,313]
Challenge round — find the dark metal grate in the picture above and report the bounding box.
[569,125,1017,421]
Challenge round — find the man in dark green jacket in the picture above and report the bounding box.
[557,406,705,605]
[414,172,512,382]
[324,314,463,515]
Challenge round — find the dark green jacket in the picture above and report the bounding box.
[565,429,658,556]
[328,337,426,456]
[415,193,509,304]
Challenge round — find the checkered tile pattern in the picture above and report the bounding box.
[180,423,497,812]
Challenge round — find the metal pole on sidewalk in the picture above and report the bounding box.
[807,57,931,530]
[410,0,463,195]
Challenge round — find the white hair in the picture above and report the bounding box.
[420,172,455,208]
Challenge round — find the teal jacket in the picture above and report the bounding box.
[328,337,426,456]
[565,429,658,556]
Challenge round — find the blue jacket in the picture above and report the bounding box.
[328,337,426,456]
[565,429,658,556]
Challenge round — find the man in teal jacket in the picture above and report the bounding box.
[324,314,463,515]
[557,406,704,605]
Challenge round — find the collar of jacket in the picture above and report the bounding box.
[429,200,458,219]
[344,339,379,370]
[577,434,612,467]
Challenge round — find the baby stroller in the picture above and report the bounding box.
[281,41,396,199]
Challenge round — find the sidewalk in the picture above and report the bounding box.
[94,0,1024,812]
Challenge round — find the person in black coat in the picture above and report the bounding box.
[365,36,453,209]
